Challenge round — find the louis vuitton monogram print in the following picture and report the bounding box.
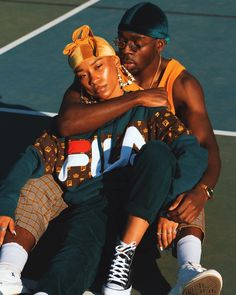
[147,108,190,144]
[34,132,93,188]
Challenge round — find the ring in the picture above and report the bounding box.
[0,226,6,232]
[167,232,172,235]
[157,232,162,236]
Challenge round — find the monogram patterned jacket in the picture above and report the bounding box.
[0,106,208,218]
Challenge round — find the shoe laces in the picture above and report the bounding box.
[107,242,136,286]
[184,262,206,273]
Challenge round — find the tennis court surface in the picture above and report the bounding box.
[0,1,235,294]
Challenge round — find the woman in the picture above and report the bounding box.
[0,25,207,295]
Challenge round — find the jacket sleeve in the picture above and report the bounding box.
[148,107,191,144]
[149,109,208,211]
[169,135,208,195]
[0,145,45,219]
[159,134,208,213]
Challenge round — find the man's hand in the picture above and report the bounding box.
[58,86,169,137]
[167,187,208,224]
[0,216,15,245]
[157,216,178,250]
[137,88,169,108]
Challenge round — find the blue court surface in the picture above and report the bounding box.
[0,1,236,294]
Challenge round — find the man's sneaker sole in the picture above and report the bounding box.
[102,284,132,295]
[182,269,223,295]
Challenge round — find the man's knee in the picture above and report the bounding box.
[16,175,67,243]
[21,175,63,200]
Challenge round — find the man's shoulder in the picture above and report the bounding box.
[173,68,204,111]
[165,58,197,84]
[175,69,202,91]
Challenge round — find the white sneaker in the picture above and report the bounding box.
[0,264,30,295]
[168,262,223,295]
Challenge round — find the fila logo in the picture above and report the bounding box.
[58,126,146,181]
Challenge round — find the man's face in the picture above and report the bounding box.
[117,31,158,76]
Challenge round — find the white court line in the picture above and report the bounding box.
[214,130,236,137]
[0,0,100,55]
[0,107,236,137]
[0,107,56,117]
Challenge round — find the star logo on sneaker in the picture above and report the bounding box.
[11,272,15,277]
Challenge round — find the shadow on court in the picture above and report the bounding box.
[0,108,53,179]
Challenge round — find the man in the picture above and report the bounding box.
[57,3,222,295]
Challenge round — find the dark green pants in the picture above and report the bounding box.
[35,140,202,294]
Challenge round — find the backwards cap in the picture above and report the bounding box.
[118,2,170,42]
[63,25,116,71]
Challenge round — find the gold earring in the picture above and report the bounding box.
[121,65,136,84]
[117,65,136,91]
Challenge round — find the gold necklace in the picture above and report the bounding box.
[149,56,162,88]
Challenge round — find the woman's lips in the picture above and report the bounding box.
[94,85,107,94]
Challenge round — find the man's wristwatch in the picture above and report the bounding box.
[199,184,214,200]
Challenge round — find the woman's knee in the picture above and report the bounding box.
[137,140,175,165]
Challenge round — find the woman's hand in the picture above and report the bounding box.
[157,216,179,251]
[0,216,15,245]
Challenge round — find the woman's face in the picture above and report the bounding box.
[75,56,123,101]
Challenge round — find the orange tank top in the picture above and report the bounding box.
[158,59,185,114]
[124,59,185,113]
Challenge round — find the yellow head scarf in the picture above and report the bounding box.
[63,25,141,93]
[63,25,116,71]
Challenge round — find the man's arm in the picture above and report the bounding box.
[58,77,168,137]
[168,71,221,223]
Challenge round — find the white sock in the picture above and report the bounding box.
[177,235,201,267]
[0,242,28,273]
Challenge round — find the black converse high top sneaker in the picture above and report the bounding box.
[102,241,136,295]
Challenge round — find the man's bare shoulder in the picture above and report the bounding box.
[173,69,205,109]
[175,70,202,92]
